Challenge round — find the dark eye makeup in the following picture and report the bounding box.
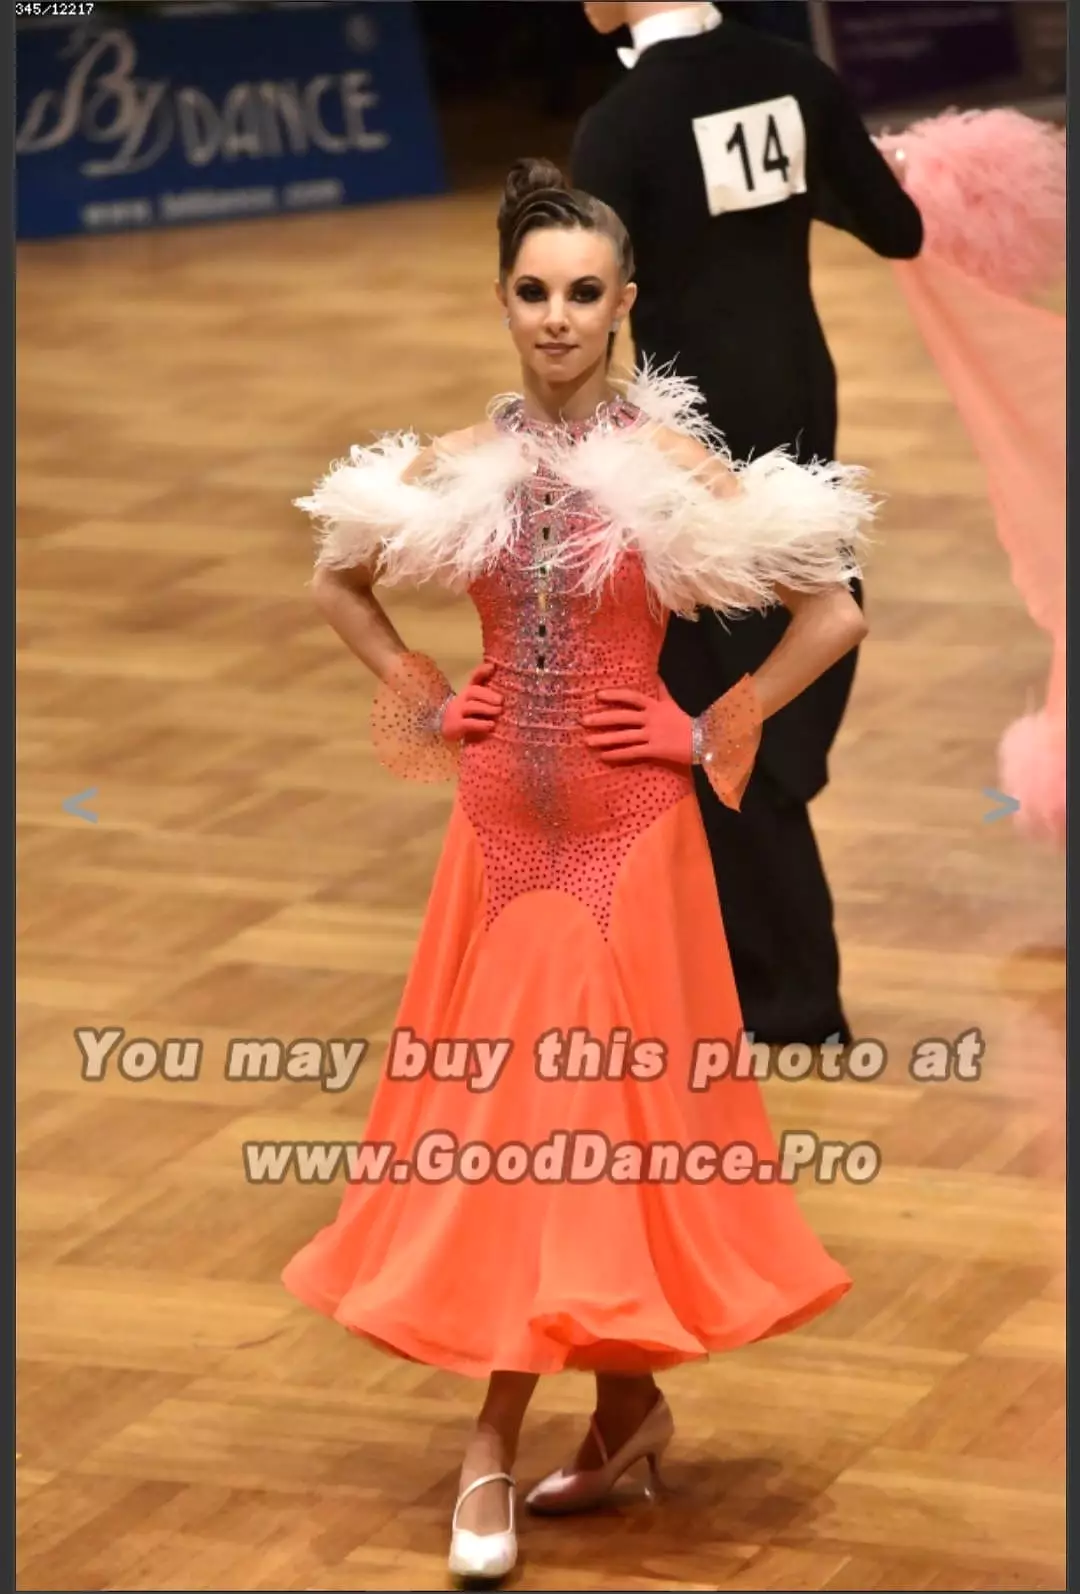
[513,276,606,304]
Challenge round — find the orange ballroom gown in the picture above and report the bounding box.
[282,367,873,1378]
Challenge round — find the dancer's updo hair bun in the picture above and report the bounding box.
[500,156,569,217]
[497,156,635,284]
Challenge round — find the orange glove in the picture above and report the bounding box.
[441,661,504,742]
[581,680,693,767]
[582,676,762,811]
[370,652,501,782]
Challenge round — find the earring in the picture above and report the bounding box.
[612,320,622,332]
[503,315,510,327]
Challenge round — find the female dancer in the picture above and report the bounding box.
[285,157,873,1584]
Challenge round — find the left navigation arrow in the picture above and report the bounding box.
[62,787,98,824]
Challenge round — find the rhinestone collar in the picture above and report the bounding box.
[492,393,641,441]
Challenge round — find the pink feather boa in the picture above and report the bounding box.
[879,110,1066,849]
[878,109,1065,298]
[999,708,1065,848]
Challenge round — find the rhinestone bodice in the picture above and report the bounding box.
[458,396,693,938]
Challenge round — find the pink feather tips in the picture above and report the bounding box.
[879,108,1065,300]
[998,709,1065,847]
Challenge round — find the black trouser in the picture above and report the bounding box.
[660,599,860,1046]
[690,760,850,1045]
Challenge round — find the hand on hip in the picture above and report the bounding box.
[581,682,692,767]
[442,661,504,742]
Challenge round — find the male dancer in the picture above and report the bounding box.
[572,0,922,1044]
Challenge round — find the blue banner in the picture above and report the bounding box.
[16,2,447,239]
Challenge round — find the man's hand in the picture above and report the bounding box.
[581,682,693,767]
[875,133,908,187]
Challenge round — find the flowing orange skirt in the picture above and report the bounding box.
[282,792,850,1377]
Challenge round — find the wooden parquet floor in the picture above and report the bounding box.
[16,190,1065,1591]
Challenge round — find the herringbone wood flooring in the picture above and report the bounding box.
[17,189,1065,1590]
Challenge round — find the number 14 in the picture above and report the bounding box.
[726,114,790,190]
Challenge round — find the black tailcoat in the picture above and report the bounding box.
[571,21,922,1040]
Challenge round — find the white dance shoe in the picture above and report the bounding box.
[448,1470,517,1584]
[525,1395,674,1515]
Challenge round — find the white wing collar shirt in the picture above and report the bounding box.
[617,3,723,70]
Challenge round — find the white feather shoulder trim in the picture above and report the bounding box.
[555,362,875,616]
[297,364,875,610]
[296,427,533,589]
[617,361,724,447]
